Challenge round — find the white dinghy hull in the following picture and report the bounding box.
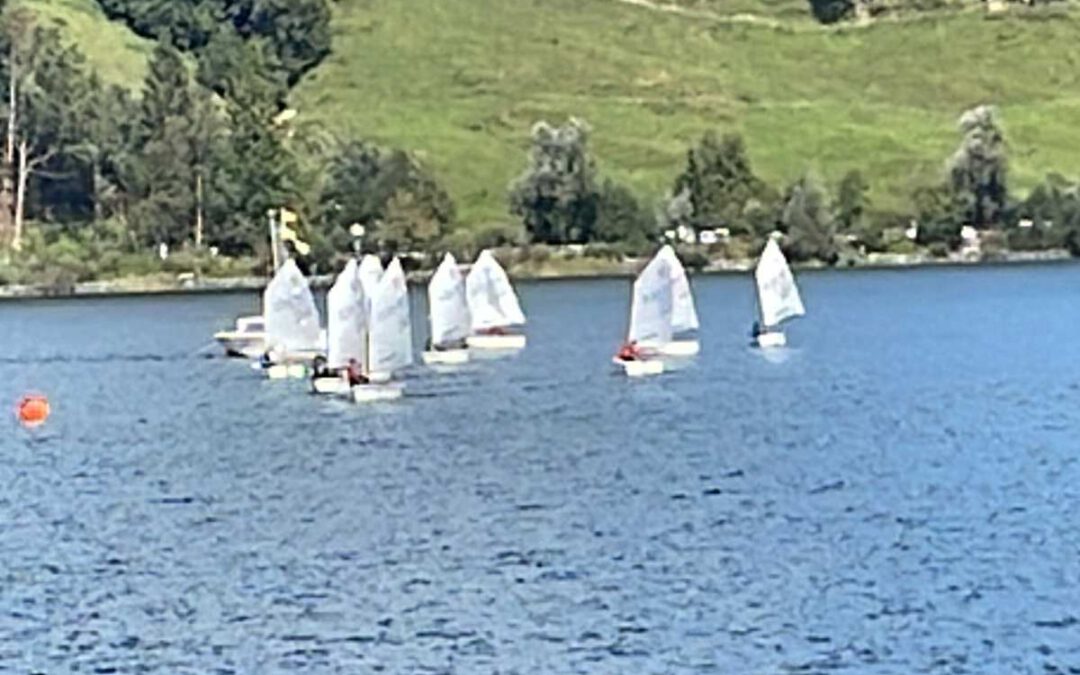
[266,363,308,380]
[422,349,470,365]
[614,358,664,377]
[311,376,351,396]
[639,339,700,357]
[755,331,787,348]
[466,334,527,351]
[352,383,405,403]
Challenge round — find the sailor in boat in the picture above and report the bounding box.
[346,358,369,386]
[311,355,335,380]
[751,321,763,339]
[615,341,644,362]
[477,326,508,337]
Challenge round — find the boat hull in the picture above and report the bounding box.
[421,349,470,365]
[352,383,404,403]
[466,334,526,350]
[755,331,786,348]
[639,339,700,357]
[613,357,664,377]
[266,363,308,380]
[215,333,265,359]
[311,376,351,395]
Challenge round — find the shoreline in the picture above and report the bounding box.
[0,249,1072,302]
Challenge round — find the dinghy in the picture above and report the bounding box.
[353,257,412,402]
[312,259,366,395]
[262,259,323,378]
[752,237,805,348]
[422,253,471,365]
[613,251,672,377]
[465,250,526,350]
[358,254,383,303]
[643,245,700,357]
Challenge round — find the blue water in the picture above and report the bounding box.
[2,264,1080,673]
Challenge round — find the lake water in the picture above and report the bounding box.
[2,263,1080,673]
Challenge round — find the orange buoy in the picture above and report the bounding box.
[17,394,50,428]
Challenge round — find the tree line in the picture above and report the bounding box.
[506,106,1080,263]
[1,0,1078,287]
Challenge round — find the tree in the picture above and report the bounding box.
[672,131,769,236]
[318,141,455,254]
[835,169,869,232]
[808,0,854,23]
[912,184,965,250]
[594,179,654,248]
[3,18,97,249]
[780,173,837,263]
[509,118,599,245]
[948,105,1007,229]
[122,42,226,248]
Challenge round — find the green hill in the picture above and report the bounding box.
[20,0,152,87]
[291,0,1080,226]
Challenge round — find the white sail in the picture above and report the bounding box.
[466,249,525,332]
[428,253,470,348]
[326,259,367,370]
[628,252,673,345]
[656,245,699,334]
[755,238,805,328]
[263,259,321,354]
[358,254,383,304]
[368,257,413,374]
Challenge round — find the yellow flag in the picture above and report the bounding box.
[278,220,311,257]
[280,207,299,224]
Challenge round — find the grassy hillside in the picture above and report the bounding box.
[20,0,152,88]
[292,0,1080,226]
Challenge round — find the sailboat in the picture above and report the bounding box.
[353,257,413,402]
[753,237,805,348]
[640,245,700,356]
[422,253,471,365]
[261,259,323,378]
[215,210,291,358]
[465,249,526,350]
[613,250,672,377]
[311,259,366,395]
[358,254,383,302]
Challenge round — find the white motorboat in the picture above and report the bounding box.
[214,315,266,358]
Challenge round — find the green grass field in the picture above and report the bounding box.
[20,0,153,86]
[291,0,1080,226]
[22,0,1080,229]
